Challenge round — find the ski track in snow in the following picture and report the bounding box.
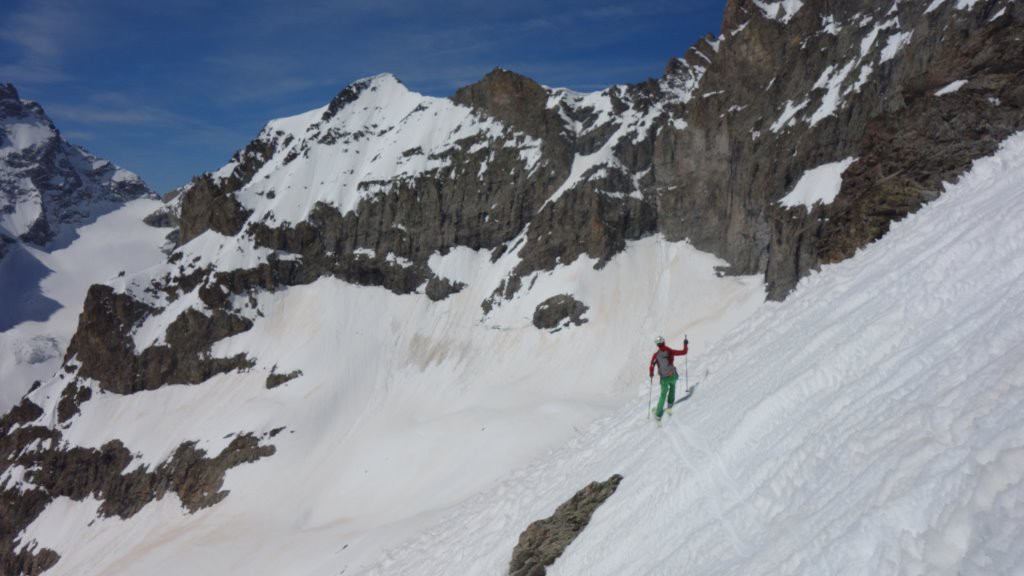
[354,133,1024,575]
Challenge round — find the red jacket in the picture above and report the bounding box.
[649,343,687,378]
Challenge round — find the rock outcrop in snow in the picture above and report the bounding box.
[508,474,623,576]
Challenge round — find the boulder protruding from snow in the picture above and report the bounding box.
[509,474,623,576]
[532,294,589,332]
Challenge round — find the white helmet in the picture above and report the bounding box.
[655,336,665,345]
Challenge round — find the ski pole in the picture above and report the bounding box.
[648,376,653,419]
[685,333,689,392]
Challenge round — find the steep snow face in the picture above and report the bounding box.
[0,198,169,412]
[355,132,1024,576]
[221,74,542,225]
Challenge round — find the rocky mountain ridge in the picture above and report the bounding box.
[2,0,1023,573]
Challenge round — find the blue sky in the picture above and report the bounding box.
[1,0,727,193]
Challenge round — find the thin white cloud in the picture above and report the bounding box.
[46,99,175,127]
[0,64,70,84]
[61,130,95,142]
[583,6,636,19]
[0,0,85,84]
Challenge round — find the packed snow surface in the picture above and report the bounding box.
[779,157,856,209]
[2,122,51,155]
[769,99,809,132]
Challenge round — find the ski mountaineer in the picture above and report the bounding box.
[649,336,688,422]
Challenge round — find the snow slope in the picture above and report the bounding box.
[15,224,765,573]
[0,198,168,412]
[343,133,1024,575]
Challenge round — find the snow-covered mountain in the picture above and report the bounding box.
[0,83,153,249]
[2,0,1023,575]
[0,84,166,412]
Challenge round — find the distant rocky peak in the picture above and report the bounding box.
[451,67,560,142]
[321,72,407,123]
[453,68,548,116]
[0,87,58,156]
[661,42,716,105]
[0,83,153,247]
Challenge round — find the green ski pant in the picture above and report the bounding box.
[656,375,678,419]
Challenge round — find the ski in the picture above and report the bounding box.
[669,369,709,408]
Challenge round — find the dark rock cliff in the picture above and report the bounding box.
[164,1,1024,304]
[508,474,624,576]
[670,0,1024,298]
